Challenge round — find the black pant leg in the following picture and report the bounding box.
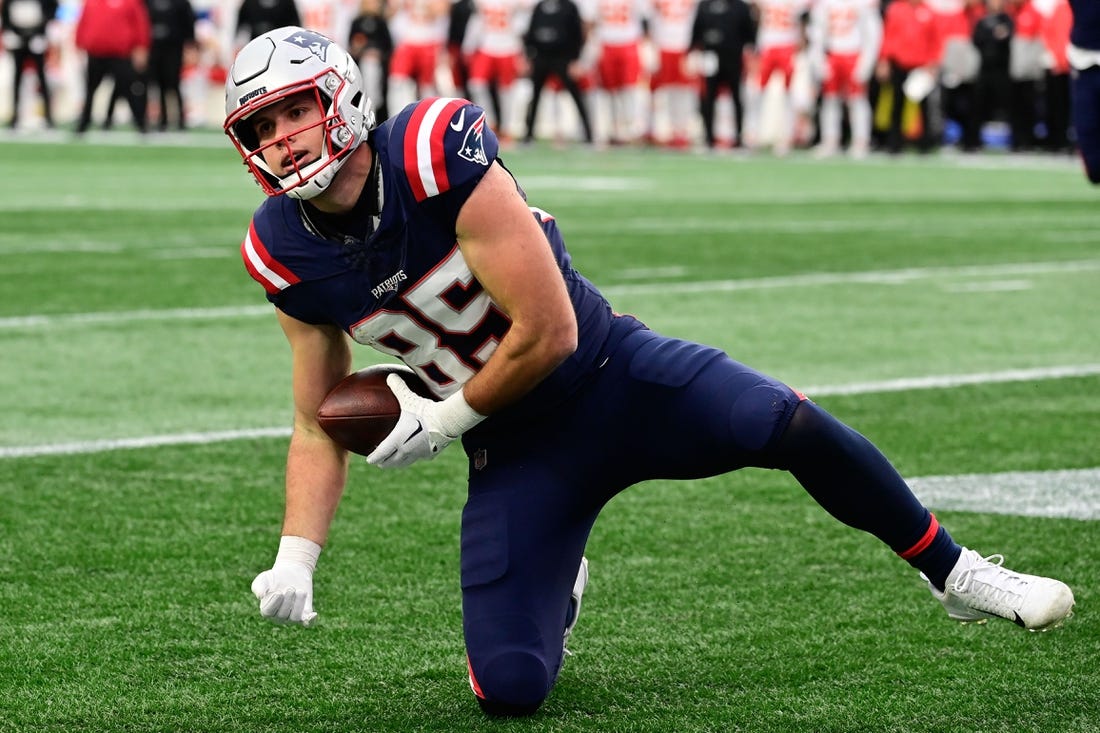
[524,58,551,140]
[554,58,593,142]
[1044,71,1070,151]
[887,65,909,152]
[8,48,28,124]
[724,60,745,145]
[78,56,111,132]
[30,52,53,124]
[113,56,147,132]
[700,73,719,147]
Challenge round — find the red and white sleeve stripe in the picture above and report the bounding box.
[240,220,300,295]
[402,97,468,202]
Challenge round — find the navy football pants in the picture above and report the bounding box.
[459,318,804,713]
[1073,65,1100,184]
[457,315,943,714]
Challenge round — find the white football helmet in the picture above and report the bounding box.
[224,27,375,199]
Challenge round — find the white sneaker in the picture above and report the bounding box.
[563,557,589,654]
[926,548,1075,631]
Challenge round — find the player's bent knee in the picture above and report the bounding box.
[729,382,802,452]
[470,650,551,717]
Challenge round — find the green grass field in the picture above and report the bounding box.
[1,135,1098,732]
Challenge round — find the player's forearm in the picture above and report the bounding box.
[462,317,576,416]
[281,426,349,545]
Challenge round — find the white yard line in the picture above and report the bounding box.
[910,468,1100,521]
[5,429,1097,522]
[602,258,1100,296]
[2,363,1097,459]
[0,427,292,458]
[0,305,272,329]
[802,364,1100,397]
[2,258,1097,330]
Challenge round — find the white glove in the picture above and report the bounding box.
[366,374,485,469]
[251,535,321,627]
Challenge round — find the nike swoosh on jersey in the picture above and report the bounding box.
[450,108,466,132]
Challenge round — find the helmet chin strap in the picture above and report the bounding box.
[284,157,336,200]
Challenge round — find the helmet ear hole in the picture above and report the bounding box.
[233,121,260,152]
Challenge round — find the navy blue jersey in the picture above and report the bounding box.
[240,97,615,407]
[1070,0,1100,183]
[1070,0,1100,51]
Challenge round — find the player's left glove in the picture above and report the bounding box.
[366,374,486,469]
[250,535,321,627]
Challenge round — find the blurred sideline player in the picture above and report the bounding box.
[464,0,530,139]
[807,0,881,158]
[2,0,58,129]
[448,0,476,99]
[646,0,699,148]
[1069,0,1100,182]
[388,0,451,111]
[349,0,394,122]
[690,0,757,149]
[746,0,811,154]
[581,0,647,144]
[927,0,980,140]
[1031,0,1073,154]
[224,26,1076,719]
[522,0,595,144]
[1010,0,1046,152]
[876,0,940,154]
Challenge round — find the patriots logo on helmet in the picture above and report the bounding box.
[459,112,489,166]
[284,30,332,62]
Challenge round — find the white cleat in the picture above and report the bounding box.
[563,557,589,654]
[927,548,1075,631]
[848,140,870,159]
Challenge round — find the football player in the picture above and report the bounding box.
[225,27,1076,717]
[386,0,451,112]
[874,0,940,154]
[646,0,700,148]
[580,0,649,144]
[464,0,530,138]
[1069,0,1100,183]
[746,0,813,155]
[807,0,881,158]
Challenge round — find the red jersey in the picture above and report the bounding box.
[1012,2,1042,38]
[879,0,940,69]
[75,0,151,58]
[1038,0,1072,73]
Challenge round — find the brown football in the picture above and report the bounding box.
[316,368,434,456]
